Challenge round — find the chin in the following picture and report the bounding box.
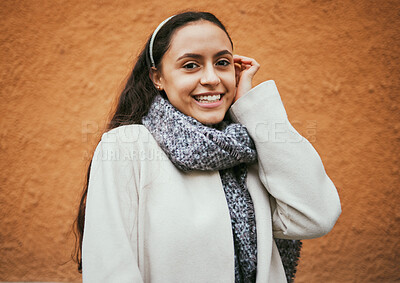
[196,114,225,126]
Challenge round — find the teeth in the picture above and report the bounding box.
[195,94,221,103]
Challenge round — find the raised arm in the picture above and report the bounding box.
[82,129,144,282]
[229,80,341,239]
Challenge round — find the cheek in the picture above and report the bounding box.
[222,71,237,91]
[179,76,199,94]
[163,74,198,113]
[166,73,198,97]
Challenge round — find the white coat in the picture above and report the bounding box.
[82,80,341,282]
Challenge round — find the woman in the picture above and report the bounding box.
[75,11,341,283]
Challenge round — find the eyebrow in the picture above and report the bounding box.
[177,50,232,61]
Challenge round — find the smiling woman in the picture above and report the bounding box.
[150,21,237,124]
[74,11,341,283]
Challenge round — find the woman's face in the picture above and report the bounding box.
[153,21,236,125]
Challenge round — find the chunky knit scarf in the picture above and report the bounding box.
[142,95,301,283]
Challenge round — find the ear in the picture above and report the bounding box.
[234,63,241,87]
[149,67,163,91]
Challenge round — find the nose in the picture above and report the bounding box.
[200,64,221,86]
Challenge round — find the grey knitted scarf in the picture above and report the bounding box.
[142,94,301,283]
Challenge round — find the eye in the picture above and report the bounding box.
[183,62,199,70]
[216,59,231,67]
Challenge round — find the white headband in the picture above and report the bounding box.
[149,15,176,67]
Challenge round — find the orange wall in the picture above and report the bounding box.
[1,0,399,282]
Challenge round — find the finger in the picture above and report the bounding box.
[241,58,259,68]
[234,55,258,64]
[233,55,247,64]
[234,55,260,85]
[234,55,260,74]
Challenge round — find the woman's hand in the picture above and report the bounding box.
[233,55,260,103]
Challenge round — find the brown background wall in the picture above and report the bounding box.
[0,0,399,282]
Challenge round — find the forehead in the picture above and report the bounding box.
[166,21,232,57]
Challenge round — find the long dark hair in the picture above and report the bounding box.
[73,11,233,273]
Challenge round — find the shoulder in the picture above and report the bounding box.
[100,124,157,148]
[229,80,289,126]
[92,124,162,162]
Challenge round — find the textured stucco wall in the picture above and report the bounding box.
[0,0,399,282]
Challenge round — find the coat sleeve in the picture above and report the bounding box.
[229,80,341,239]
[82,129,144,282]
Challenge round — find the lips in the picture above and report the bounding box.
[192,92,224,108]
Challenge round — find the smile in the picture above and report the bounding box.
[194,94,222,103]
[192,92,224,108]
